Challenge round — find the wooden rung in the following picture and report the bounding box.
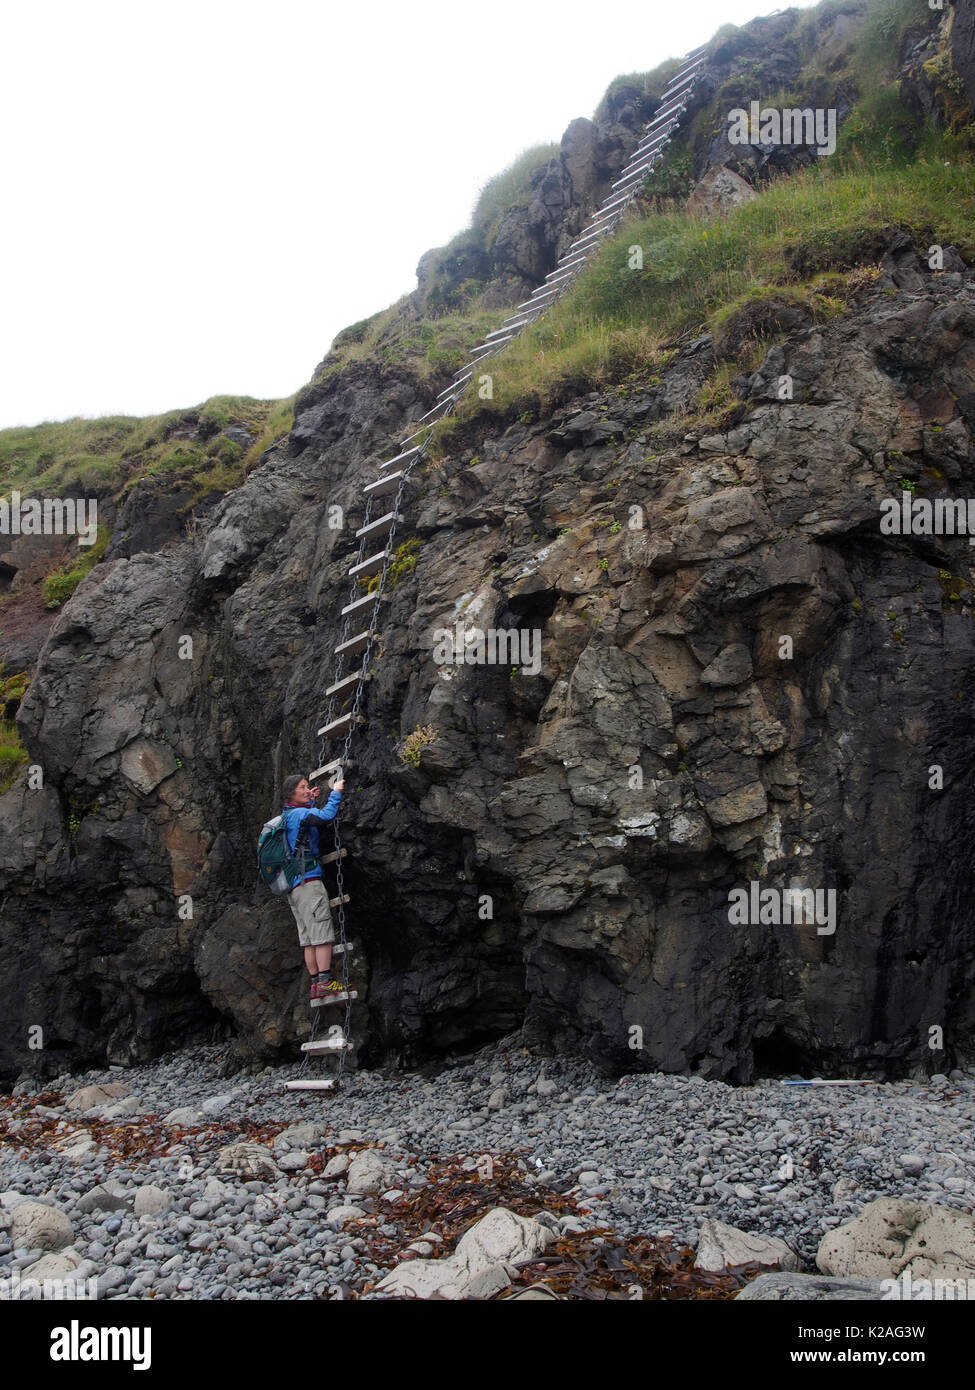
[364,470,406,498]
[331,939,353,953]
[571,226,610,249]
[320,848,348,866]
[325,672,361,699]
[356,510,403,541]
[308,760,343,782]
[334,631,371,659]
[317,712,355,738]
[398,423,434,448]
[633,124,677,154]
[283,1080,336,1091]
[516,294,555,311]
[517,288,557,308]
[595,192,631,217]
[415,402,446,422]
[340,591,381,618]
[348,549,389,578]
[437,375,471,400]
[379,444,423,471]
[310,990,358,1009]
[301,1037,352,1054]
[329,894,351,909]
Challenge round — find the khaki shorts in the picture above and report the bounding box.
[287,878,335,948]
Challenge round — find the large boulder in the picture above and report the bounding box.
[817,1199,975,1281]
[74,1181,131,1214]
[695,1220,799,1272]
[11,1201,74,1252]
[375,1207,553,1301]
[215,1141,281,1182]
[64,1082,129,1111]
[346,1149,393,1195]
[688,166,758,217]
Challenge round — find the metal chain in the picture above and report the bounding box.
[300,63,703,1086]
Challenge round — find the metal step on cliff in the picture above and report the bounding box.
[292,41,709,1089]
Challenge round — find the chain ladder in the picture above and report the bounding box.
[302,416,441,1081]
[296,54,706,1083]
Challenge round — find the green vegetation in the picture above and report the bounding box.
[472,145,560,245]
[430,154,973,441]
[400,723,437,767]
[41,525,111,608]
[0,394,293,503]
[315,297,506,383]
[593,58,683,124]
[0,667,30,795]
[360,536,424,593]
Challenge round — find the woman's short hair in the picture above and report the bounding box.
[282,774,305,804]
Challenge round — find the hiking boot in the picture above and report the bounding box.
[310,979,327,1000]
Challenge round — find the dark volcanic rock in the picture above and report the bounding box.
[3,240,975,1086]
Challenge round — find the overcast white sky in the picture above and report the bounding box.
[0,0,812,430]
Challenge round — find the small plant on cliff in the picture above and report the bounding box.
[41,526,111,609]
[360,537,424,594]
[400,724,437,767]
[0,669,29,793]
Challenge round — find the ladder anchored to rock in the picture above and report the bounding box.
[289,42,708,1091]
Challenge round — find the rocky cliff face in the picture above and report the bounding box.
[2,0,974,1086]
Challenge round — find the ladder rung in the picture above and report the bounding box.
[617,151,665,184]
[310,989,358,1009]
[470,338,509,356]
[364,470,406,497]
[317,712,356,739]
[348,549,389,579]
[663,55,705,85]
[616,144,668,181]
[569,228,610,252]
[543,267,575,286]
[554,251,589,271]
[438,374,471,399]
[378,444,423,471]
[301,1037,352,1054]
[517,283,556,305]
[334,631,370,659]
[590,206,624,228]
[356,510,403,542]
[331,938,353,952]
[633,122,678,157]
[596,190,632,217]
[308,760,343,782]
[329,893,351,909]
[398,427,433,449]
[660,75,699,103]
[647,95,686,126]
[612,168,656,196]
[283,1080,336,1091]
[325,671,361,698]
[340,591,381,618]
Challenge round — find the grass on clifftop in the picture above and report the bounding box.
[314,300,506,384]
[0,394,294,500]
[430,153,974,440]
